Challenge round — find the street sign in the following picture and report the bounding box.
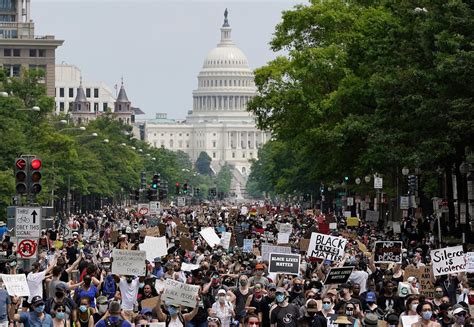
[149,201,160,215]
[15,207,41,238]
[17,239,38,259]
[177,197,185,207]
[374,177,383,189]
[400,196,409,210]
[137,203,149,216]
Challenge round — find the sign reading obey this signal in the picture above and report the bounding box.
[268,253,301,275]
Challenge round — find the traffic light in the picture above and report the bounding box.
[344,176,349,182]
[30,157,42,194]
[175,182,180,195]
[183,183,188,194]
[408,175,418,195]
[151,174,160,190]
[141,172,146,188]
[14,158,28,194]
[146,189,153,201]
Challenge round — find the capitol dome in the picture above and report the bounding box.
[190,9,256,118]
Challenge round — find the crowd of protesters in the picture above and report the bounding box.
[0,202,472,327]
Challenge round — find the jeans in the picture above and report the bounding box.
[187,321,208,327]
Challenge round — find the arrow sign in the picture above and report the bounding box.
[31,210,37,224]
[15,159,26,170]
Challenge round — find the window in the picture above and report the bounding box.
[103,103,108,111]
[213,141,216,148]
[179,133,182,136]
[243,153,246,158]
[94,88,99,98]
[69,102,74,110]
[213,133,216,136]
[232,152,235,158]
[186,142,189,148]
[3,49,11,56]
[212,152,216,158]
[59,102,64,111]
[94,103,99,112]
[250,152,253,157]
[38,49,46,57]
[13,49,20,57]
[69,88,74,98]
[59,88,64,97]
[161,133,164,136]
[86,88,91,98]
[170,133,173,136]
[29,49,37,57]
[160,141,165,148]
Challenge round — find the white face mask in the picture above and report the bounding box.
[411,304,418,312]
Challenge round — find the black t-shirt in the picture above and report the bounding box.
[270,304,300,327]
[260,295,275,327]
[189,294,212,323]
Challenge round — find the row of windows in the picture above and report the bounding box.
[206,59,246,66]
[57,87,99,98]
[199,79,253,87]
[2,48,46,57]
[2,64,46,78]
[58,102,108,112]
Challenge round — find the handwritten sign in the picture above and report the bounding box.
[199,227,221,248]
[112,249,146,276]
[0,273,30,297]
[139,236,168,262]
[278,223,292,234]
[467,252,474,273]
[277,232,290,244]
[430,245,465,276]
[243,239,254,253]
[261,244,292,262]
[220,232,232,250]
[307,232,347,262]
[374,241,402,263]
[162,279,200,308]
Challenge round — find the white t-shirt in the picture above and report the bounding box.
[27,271,47,303]
[118,277,139,310]
[348,270,369,294]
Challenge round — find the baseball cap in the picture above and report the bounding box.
[154,257,162,263]
[97,296,108,305]
[363,313,378,326]
[217,289,226,295]
[366,292,376,302]
[255,263,264,270]
[306,299,319,312]
[268,283,277,291]
[55,283,69,293]
[140,308,152,315]
[452,303,467,315]
[31,295,44,306]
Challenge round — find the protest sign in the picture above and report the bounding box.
[261,244,292,262]
[277,232,290,244]
[0,274,30,297]
[268,253,301,275]
[112,249,146,276]
[467,252,474,273]
[398,282,412,297]
[344,211,352,218]
[179,237,193,251]
[365,210,379,223]
[141,296,160,309]
[300,239,310,252]
[146,227,161,237]
[243,239,254,253]
[374,241,402,263]
[155,279,165,293]
[278,223,292,234]
[220,232,232,250]
[403,266,434,297]
[329,223,337,230]
[158,224,166,236]
[430,245,466,276]
[162,279,200,308]
[392,222,401,234]
[347,217,359,227]
[323,267,354,285]
[401,315,418,327]
[181,263,200,272]
[199,227,221,248]
[139,236,168,262]
[307,232,347,262]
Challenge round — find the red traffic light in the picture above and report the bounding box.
[15,159,26,170]
[175,182,180,187]
[31,158,42,170]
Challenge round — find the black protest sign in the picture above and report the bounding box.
[268,253,301,275]
[374,241,403,264]
[323,266,354,285]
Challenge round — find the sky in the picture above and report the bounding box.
[32,0,306,119]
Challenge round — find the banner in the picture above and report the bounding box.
[323,267,354,285]
[162,279,200,308]
[374,241,402,263]
[243,239,254,253]
[111,249,146,276]
[307,232,347,262]
[261,244,292,262]
[430,246,466,276]
[268,253,301,275]
[0,274,30,297]
[139,236,168,262]
[199,227,221,248]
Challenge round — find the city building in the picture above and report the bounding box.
[0,0,63,97]
[55,64,116,114]
[142,11,270,197]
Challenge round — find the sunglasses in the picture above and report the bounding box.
[346,308,354,311]
[248,322,260,326]
[208,317,220,322]
[455,312,466,317]
[56,309,65,312]
[323,301,331,304]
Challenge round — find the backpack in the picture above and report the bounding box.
[105,318,124,327]
[102,274,116,299]
[165,312,185,327]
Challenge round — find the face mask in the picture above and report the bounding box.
[168,306,178,316]
[346,310,353,316]
[79,305,87,313]
[276,294,285,303]
[126,278,133,283]
[98,305,108,314]
[56,312,65,320]
[139,283,145,288]
[55,292,64,298]
[435,291,443,298]
[103,264,111,270]
[323,303,331,311]
[411,304,418,312]
[454,316,465,325]
[422,311,432,320]
[218,296,226,303]
[239,280,247,286]
[35,305,45,313]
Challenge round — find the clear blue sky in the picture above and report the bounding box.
[33,0,304,119]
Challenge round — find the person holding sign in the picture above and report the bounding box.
[154,290,200,327]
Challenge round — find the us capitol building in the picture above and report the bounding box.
[141,11,270,197]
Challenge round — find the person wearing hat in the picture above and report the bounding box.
[45,283,77,324]
[298,298,327,327]
[0,221,8,240]
[152,257,165,279]
[343,302,361,327]
[9,295,54,327]
[362,313,379,327]
[451,303,468,327]
[211,288,235,327]
[269,287,299,327]
[363,292,384,320]
[334,314,352,327]
[95,301,132,327]
[93,296,109,324]
[248,264,269,288]
[334,283,362,313]
[259,283,276,327]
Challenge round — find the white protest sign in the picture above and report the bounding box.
[261,244,292,262]
[329,223,337,230]
[181,263,200,272]
[199,227,221,248]
[240,206,248,215]
[112,249,146,276]
[0,274,30,297]
[430,245,466,276]
[139,236,168,262]
[278,223,292,234]
[307,232,347,262]
[401,316,418,327]
[162,279,200,308]
[344,211,352,218]
[277,232,290,244]
[219,232,232,250]
[155,279,165,293]
[243,239,254,253]
[466,252,474,273]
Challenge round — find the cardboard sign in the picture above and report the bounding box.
[261,244,292,262]
[219,232,232,250]
[141,296,160,309]
[365,210,379,223]
[300,239,310,252]
[111,249,146,276]
[323,266,354,285]
[199,227,221,248]
[0,273,30,297]
[139,236,168,262]
[268,253,301,275]
[180,237,193,251]
[146,227,161,237]
[181,263,200,272]
[158,224,167,236]
[277,232,290,244]
[374,241,402,263]
[243,239,254,253]
[162,279,200,308]
[307,232,347,262]
[430,245,465,276]
[347,217,359,227]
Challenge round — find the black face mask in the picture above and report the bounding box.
[293,285,302,292]
[55,292,64,299]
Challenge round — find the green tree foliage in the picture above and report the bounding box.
[195,151,213,176]
[216,164,232,195]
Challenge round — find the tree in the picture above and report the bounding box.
[216,164,232,196]
[195,151,213,176]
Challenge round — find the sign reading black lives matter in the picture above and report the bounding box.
[307,232,347,262]
[323,266,354,285]
[374,241,403,264]
[268,253,301,275]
